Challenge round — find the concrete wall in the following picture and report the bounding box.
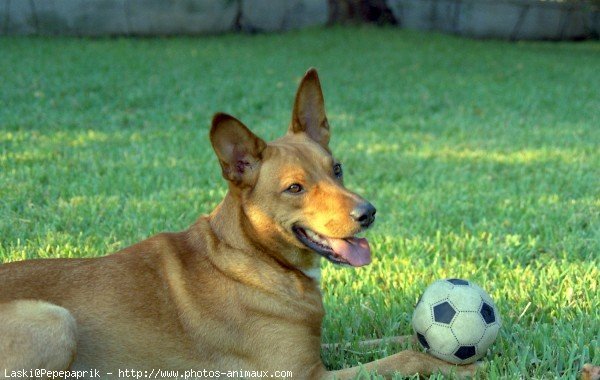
[386,0,597,40]
[0,0,328,35]
[0,0,597,39]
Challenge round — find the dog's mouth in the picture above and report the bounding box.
[292,226,371,267]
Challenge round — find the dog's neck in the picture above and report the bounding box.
[207,192,251,253]
[207,191,322,283]
[302,266,322,283]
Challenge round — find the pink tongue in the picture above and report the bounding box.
[326,237,372,267]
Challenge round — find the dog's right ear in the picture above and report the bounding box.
[210,113,266,187]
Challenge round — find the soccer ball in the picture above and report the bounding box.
[412,278,501,364]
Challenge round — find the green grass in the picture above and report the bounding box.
[1,27,599,379]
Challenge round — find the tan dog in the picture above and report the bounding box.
[0,69,476,379]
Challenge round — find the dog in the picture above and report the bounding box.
[582,364,600,380]
[0,69,477,379]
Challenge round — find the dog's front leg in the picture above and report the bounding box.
[324,349,479,379]
[321,335,415,351]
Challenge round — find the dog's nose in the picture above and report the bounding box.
[351,202,376,228]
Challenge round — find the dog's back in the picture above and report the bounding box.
[0,231,195,370]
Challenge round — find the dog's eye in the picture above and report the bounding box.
[333,163,343,178]
[285,184,304,194]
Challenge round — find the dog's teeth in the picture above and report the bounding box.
[306,229,327,245]
[306,229,320,240]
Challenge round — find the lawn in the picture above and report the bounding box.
[1,27,598,379]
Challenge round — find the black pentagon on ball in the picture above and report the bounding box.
[454,345,477,360]
[480,302,496,324]
[433,301,456,324]
[446,278,470,286]
[416,332,430,349]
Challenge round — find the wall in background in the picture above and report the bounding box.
[0,0,328,36]
[0,0,597,40]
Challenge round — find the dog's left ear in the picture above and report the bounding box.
[210,113,266,187]
[289,68,330,151]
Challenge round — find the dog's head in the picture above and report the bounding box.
[210,69,375,272]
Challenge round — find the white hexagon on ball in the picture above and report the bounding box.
[425,324,459,356]
[412,278,501,364]
[412,299,433,333]
[447,285,482,312]
[451,312,486,344]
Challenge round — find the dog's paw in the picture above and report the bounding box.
[454,361,485,378]
[582,364,600,380]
